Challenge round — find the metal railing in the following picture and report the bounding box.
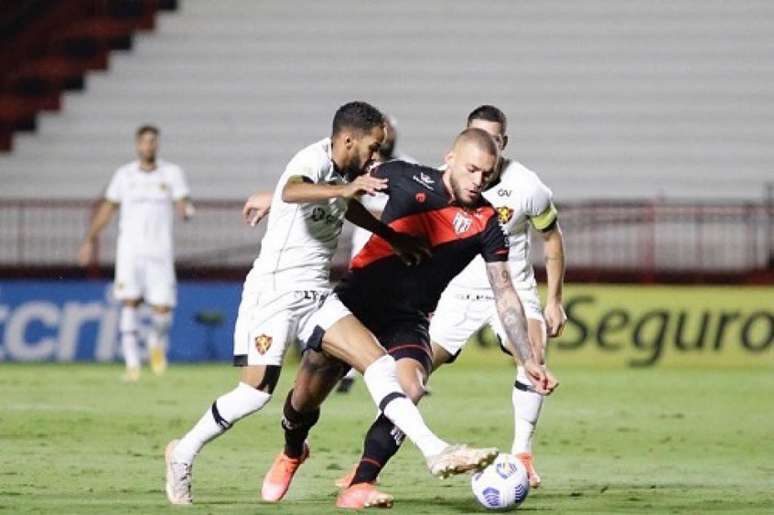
[0,198,772,276]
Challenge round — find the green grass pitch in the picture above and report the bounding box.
[2,349,773,514]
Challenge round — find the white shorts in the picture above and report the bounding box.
[232,279,333,367]
[114,253,176,307]
[429,283,543,358]
[301,292,355,351]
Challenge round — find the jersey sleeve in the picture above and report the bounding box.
[369,161,400,194]
[170,165,191,200]
[480,211,510,262]
[282,148,325,185]
[524,180,558,231]
[104,169,123,203]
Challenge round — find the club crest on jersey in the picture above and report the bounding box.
[159,183,169,191]
[496,206,514,224]
[254,334,272,355]
[452,211,472,234]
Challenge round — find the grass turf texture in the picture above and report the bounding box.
[1,351,773,514]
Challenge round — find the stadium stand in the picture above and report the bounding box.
[1,0,773,201]
[0,1,772,280]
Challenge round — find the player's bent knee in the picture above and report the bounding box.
[240,364,282,394]
[401,381,426,404]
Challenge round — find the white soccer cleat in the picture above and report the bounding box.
[426,444,499,479]
[165,439,193,505]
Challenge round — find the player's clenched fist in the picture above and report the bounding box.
[522,360,558,396]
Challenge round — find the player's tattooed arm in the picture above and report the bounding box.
[282,174,388,203]
[486,261,534,366]
[487,261,558,395]
[541,222,567,337]
[346,199,431,266]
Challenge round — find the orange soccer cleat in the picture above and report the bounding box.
[515,452,542,488]
[261,444,310,502]
[336,482,394,509]
[335,464,357,489]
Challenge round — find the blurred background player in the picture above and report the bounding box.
[78,125,193,382]
[429,105,567,487]
[338,115,415,394]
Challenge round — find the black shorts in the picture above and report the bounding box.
[375,321,433,374]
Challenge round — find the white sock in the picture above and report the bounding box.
[511,366,544,455]
[343,367,357,380]
[363,355,448,459]
[148,311,172,351]
[119,305,140,369]
[173,382,271,464]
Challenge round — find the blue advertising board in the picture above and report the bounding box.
[0,280,241,362]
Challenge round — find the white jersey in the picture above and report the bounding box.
[251,138,349,291]
[449,159,557,291]
[105,159,189,259]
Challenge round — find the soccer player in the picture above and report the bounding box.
[78,125,193,382]
[429,105,567,487]
[164,102,499,506]
[262,128,557,509]
[339,115,414,394]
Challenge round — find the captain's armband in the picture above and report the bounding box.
[529,202,558,232]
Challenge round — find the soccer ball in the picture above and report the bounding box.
[471,453,530,510]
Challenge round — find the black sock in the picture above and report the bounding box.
[281,389,320,459]
[351,413,405,485]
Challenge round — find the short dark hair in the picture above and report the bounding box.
[454,127,500,158]
[136,125,159,138]
[332,101,384,137]
[466,105,507,132]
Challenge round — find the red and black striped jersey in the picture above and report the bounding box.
[335,160,509,329]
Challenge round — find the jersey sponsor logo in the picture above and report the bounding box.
[310,206,340,225]
[254,334,273,355]
[452,211,473,234]
[497,188,512,197]
[412,173,435,190]
[415,192,426,203]
[496,206,514,224]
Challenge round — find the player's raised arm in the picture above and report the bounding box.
[486,260,558,395]
[345,199,431,266]
[78,200,118,267]
[281,173,387,203]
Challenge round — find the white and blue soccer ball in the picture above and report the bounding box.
[471,453,530,510]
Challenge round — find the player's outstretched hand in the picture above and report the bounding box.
[77,240,94,267]
[523,360,559,396]
[242,191,273,227]
[544,301,567,338]
[386,232,432,266]
[343,175,388,199]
